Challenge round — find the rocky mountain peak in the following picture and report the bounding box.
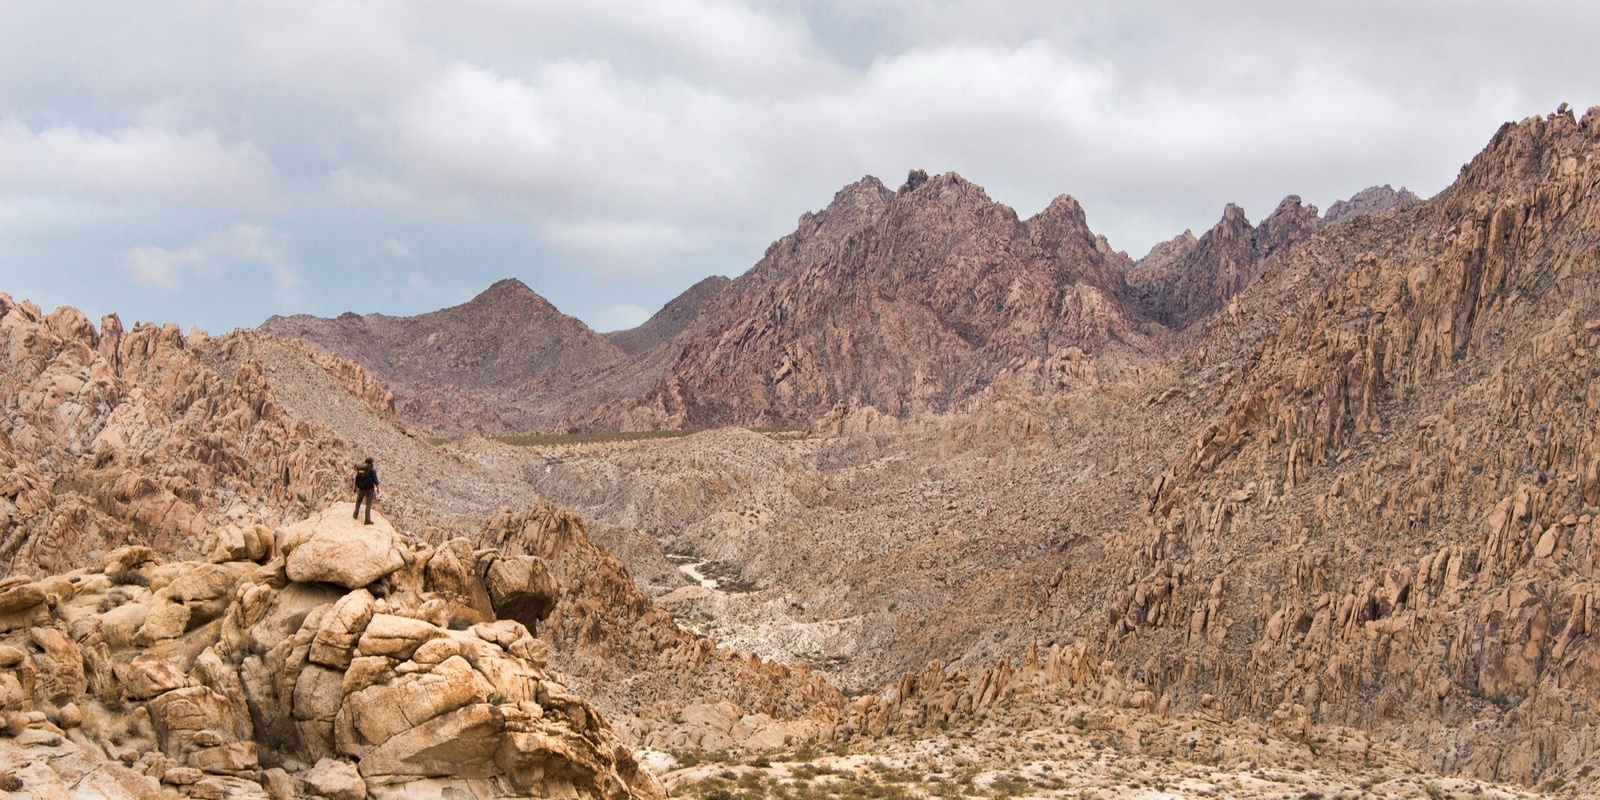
[1035,193,1091,231]
[1255,194,1325,257]
[1440,104,1599,208]
[1323,184,1421,224]
[261,278,625,436]
[1128,195,1326,330]
[796,175,894,237]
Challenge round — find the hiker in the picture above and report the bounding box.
[353,457,379,524]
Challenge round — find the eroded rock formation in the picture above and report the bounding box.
[0,503,664,799]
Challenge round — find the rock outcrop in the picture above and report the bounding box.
[0,503,666,800]
[0,299,357,578]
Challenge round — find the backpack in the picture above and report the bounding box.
[354,465,376,490]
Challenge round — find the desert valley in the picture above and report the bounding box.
[2,106,1600,799]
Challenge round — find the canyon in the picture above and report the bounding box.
[2,107,1596,797]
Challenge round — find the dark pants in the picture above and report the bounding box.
[354,488,375,522]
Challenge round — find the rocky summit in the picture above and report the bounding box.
[4,106,1600,799]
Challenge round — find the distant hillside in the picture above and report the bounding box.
[262,278,630,436]
[259,178,1420,436]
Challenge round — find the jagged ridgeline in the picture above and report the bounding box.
[263,175,1417,438]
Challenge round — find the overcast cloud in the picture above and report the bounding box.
[1,0,1596,333]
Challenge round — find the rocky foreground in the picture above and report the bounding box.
[0,502,663,800]
[0,502,1559,800]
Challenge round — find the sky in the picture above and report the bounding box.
[2,1,1597,335]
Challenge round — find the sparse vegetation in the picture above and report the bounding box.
[108,569,148,587]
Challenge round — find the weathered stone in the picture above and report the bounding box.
[146,685,239,760]
[483,555,558,633]
[357,703,505,779]
[310,589,376,669]
[134,598,191,645]
[282,508,408,589]
[27,627,85,701]
[303,756,367,800]
[0,582,46,615]
[102,545,157,578]
[189,741,259,773]
[337,656,487,756]
[356,614,440,660]
[115,653,193,700]
[424,538,494,617]
[162,765,205,785]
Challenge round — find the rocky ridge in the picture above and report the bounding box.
[583,172,1155,430]
[1324,184,1422,225]
[0,298,354,575]
[262,176,1418,437]
[1126,196,1325,331]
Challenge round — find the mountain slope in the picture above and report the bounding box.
[262,278,628,436]
[587,171,1156,430]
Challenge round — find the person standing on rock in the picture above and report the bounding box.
[353,457,379,524]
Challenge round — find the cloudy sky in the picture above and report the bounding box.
[2,1,1595,334]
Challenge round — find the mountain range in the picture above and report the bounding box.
[262,178,1417,437]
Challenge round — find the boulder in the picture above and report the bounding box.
[189,741,259,773]
[102,545,157,578]
[356,614,441,660]
[310,589,376,669]
[336,656,487,755]
[146,685,244,760]
[483,555,558,634]
[28,626,86,701]
[303,756,368,800]
[424,538,495,617]
[357,703,505,779]
[0,580,46,615]
[115,653,193,700]
[282,508,408,590]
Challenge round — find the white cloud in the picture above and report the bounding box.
[591,303,652,332]
[541,219,704,277]
[0,122,278,209]
[5,0,1600,331]
[121,225,300,301]
[381,237,415,261]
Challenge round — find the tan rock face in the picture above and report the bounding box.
[283,507,409,589]
[0,503,667,800]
